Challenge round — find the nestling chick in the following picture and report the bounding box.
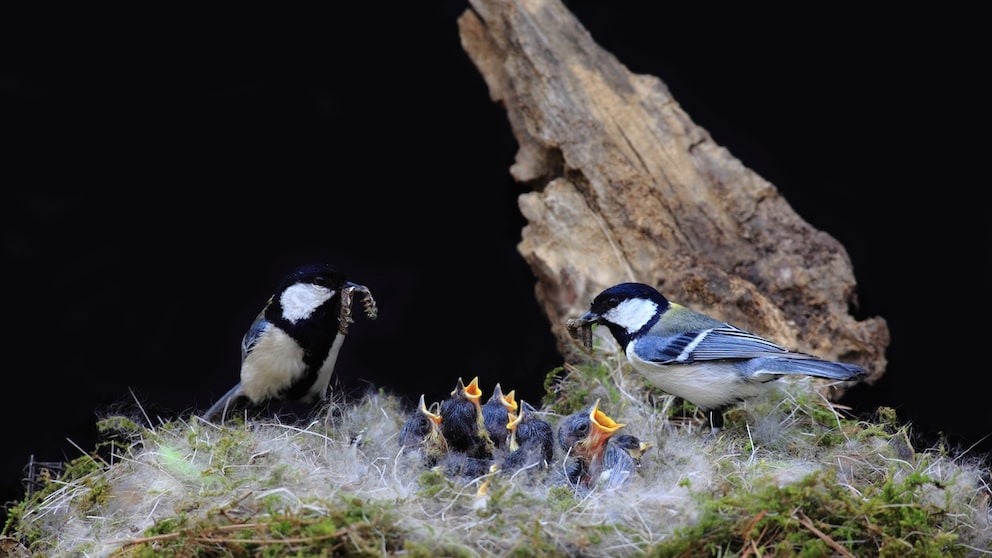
[502,400,555,474]
[571,282,866,433]
[557,399,626,488]
[201,263,377,422]
[482,383,517,450]
[439,377,495,460]
[398,394,448,467]
[599,433,653,489]
[609,434,653,467]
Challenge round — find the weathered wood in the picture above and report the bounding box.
[458,0,889,396]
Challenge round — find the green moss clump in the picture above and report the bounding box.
[650,467,963,557]
[119,496,404,557]
[2,453,104,543]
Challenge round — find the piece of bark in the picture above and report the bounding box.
[457,0,889,396]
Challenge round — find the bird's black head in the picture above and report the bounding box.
[587,283,668,315]
[280,263,348,293]
[577,282,669,346]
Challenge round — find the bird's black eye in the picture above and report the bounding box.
[575,422,588,435]
[607,296,620,308]
[312,275,328,286]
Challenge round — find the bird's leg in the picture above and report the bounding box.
[708,410,724,431]
[701,409,724,442]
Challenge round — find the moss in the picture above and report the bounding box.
[116,496,404,557]
[6,364,990,557]
[504,518,571,557]
[544,356,630,416]
[404,540,476,558]
[648,467,966,557]
[415,468,452,498]
[2,451,106,546]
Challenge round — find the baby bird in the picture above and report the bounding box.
[398,394,448,467]
[557,399,626,489]
[201,263,377,422]
[502,400,555,474]
[599,433,653,489]
[439,377,495,460]
[571,282,866,432]
[482,383,517,450]
[609,434,653,467]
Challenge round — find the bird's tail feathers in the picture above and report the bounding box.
[757,357,865,380]
[201,383,246,422]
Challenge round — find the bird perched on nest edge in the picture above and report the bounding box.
[201,263,377,423]
[568,282,866,433]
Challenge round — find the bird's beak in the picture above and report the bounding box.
[590,399,625,433]
[451,377,465,397]
[507,410,523,451]
[507,410,522,430]
[579,310,602,323]
[464,376,483,407]
[418,394,442,425]
[502,389,518,413]
[566,312,598,328]
[583,399,625,452]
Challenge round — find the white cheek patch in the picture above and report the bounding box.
[604,299,657,335]
[280,283,334,323]
[240,325,307,401]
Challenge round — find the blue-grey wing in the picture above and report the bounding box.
[241,307,271,362]
[635,325,793,364]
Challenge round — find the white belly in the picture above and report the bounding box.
[627,344,767,410]
[240,326,346,403]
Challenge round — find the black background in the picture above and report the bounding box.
[2,3,988,523]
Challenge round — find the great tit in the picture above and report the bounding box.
[570,282,866,432]
[201,263,377,423]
